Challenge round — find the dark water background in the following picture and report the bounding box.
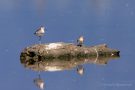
[0,0,135,90]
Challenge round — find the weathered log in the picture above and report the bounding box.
[20,42,120,72]
[20,42,120,60]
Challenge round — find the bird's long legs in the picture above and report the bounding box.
[39,36,42,44]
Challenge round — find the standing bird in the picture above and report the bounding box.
[34,26,45,44]
[77,36,84,47]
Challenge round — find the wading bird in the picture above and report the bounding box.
[77,36,84,47]
[34,26,45,43]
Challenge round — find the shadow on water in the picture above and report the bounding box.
[20,55,119,90]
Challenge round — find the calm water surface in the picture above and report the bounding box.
[0,0,135,90]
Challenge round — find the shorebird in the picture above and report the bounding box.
[34,26,45,43]
[77,36,84,47]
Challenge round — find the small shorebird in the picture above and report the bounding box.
[34,26,45,43]
[77,36,84,47]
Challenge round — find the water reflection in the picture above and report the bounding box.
[20,55,119,89]
[77,65,84,76]
[91,0,111,15]
[21,56,119,72]
[33,73,45,90]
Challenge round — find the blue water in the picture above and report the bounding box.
[0,0,135,90]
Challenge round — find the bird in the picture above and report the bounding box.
[77,36,84,47]
[34,26,45,44]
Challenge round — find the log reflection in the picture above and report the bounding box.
[20,56,119,72]
[20,55,119,89]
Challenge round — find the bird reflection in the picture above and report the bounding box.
[33,73,45,90]
[77,65,84,76]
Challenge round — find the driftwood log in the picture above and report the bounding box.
[20,42,120,72]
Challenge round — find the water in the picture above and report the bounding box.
[0,0,135,90]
